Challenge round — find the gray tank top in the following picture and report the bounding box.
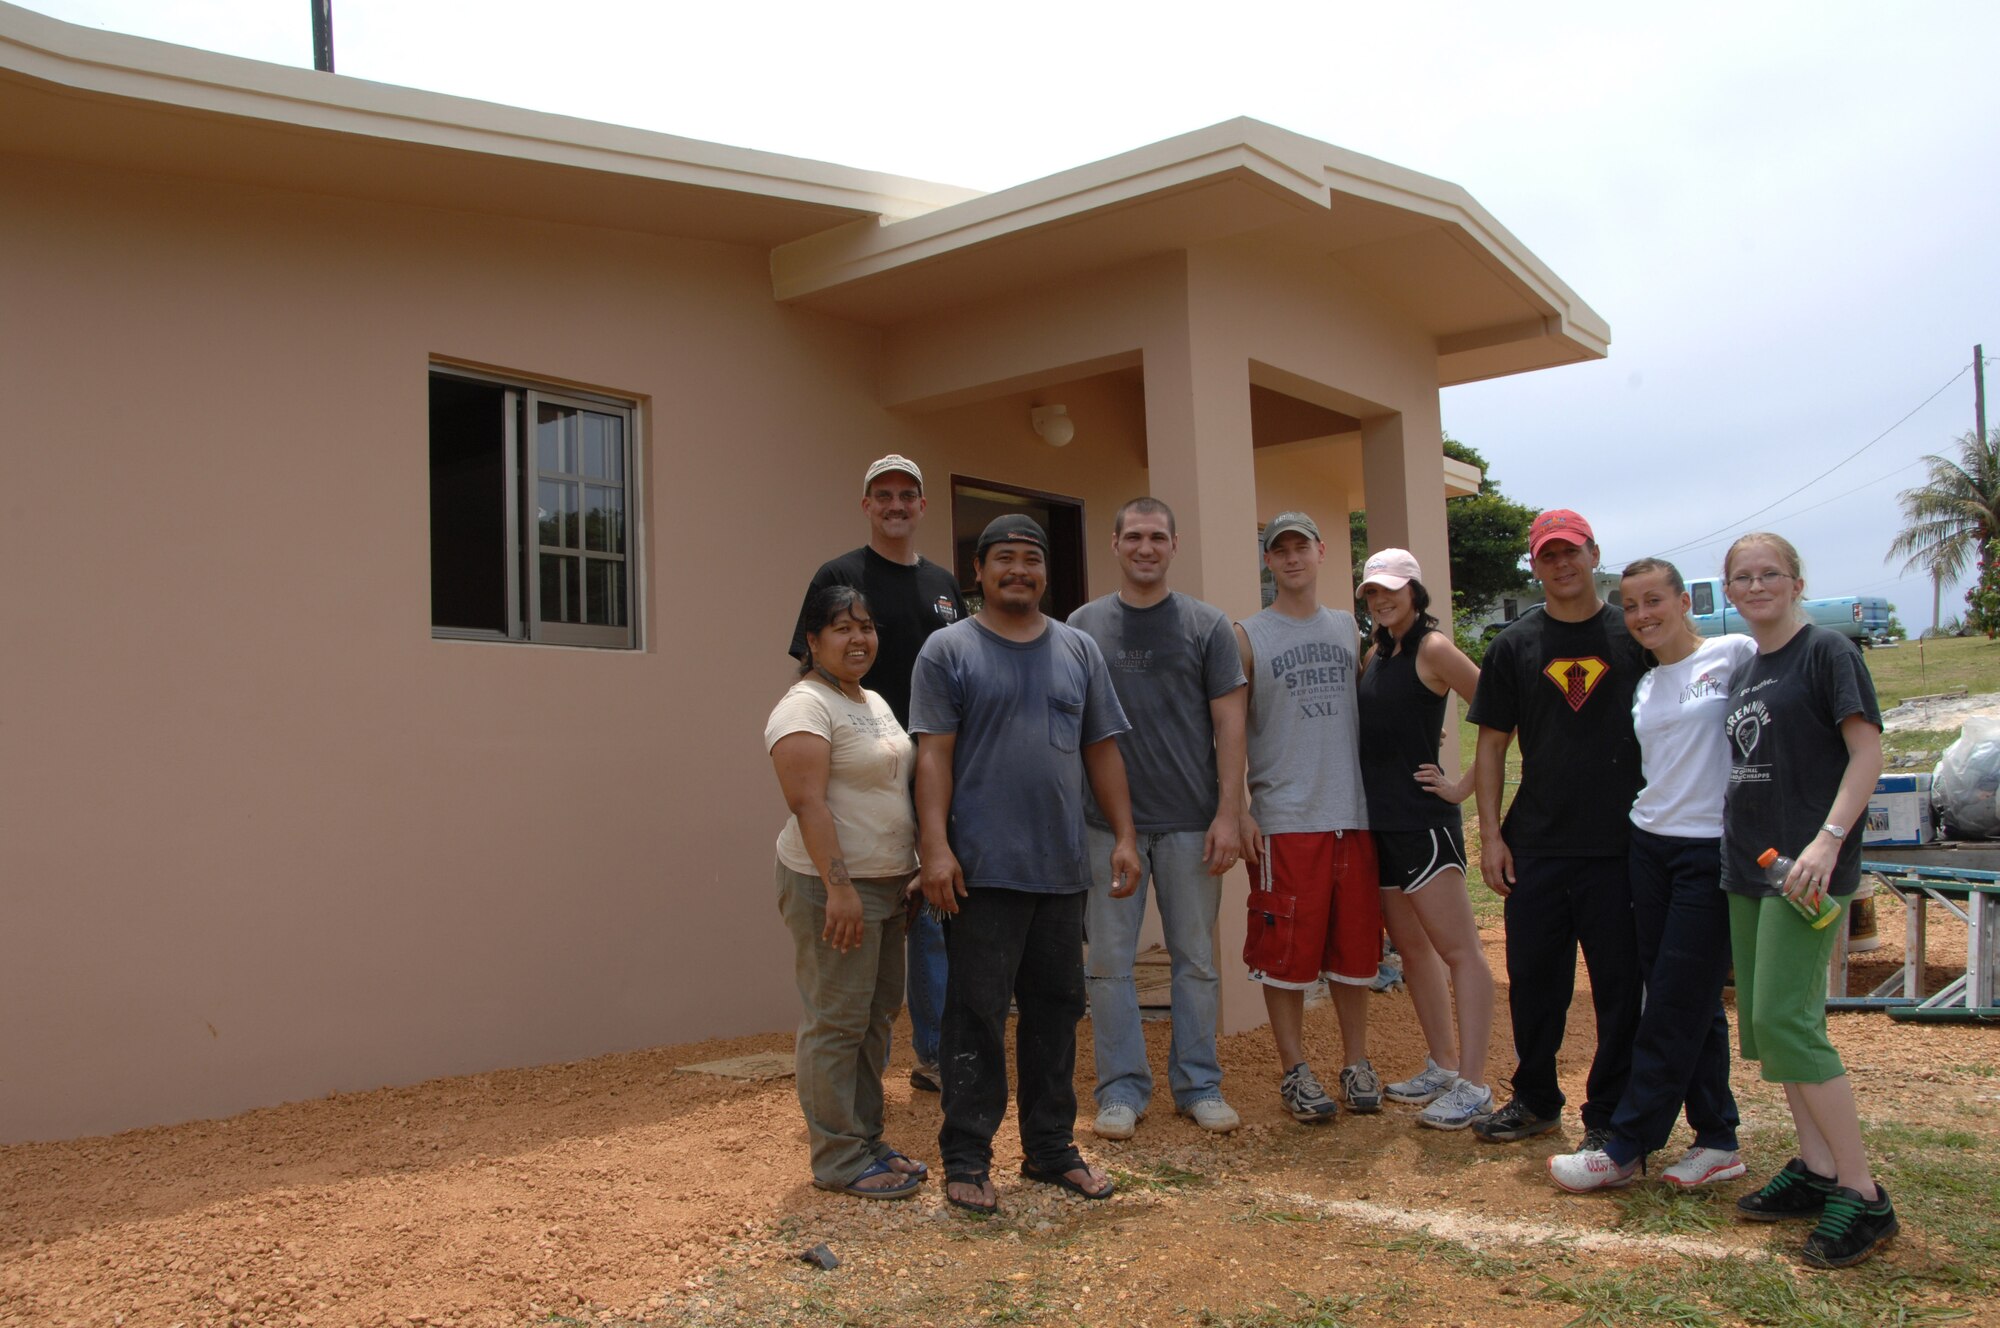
[1241,606,1368,834]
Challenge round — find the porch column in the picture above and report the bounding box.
[1361,406,1462,763]
[1142,287,1263,1036]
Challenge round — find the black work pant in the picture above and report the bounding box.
[937,886,1087,1179]
[1605,828,1740,1163]
[1502,854,1642,1129]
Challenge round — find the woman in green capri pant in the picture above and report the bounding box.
[1717,532,1893,1267]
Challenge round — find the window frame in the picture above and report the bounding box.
[429,363,642,650]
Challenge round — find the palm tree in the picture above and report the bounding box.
[1886,429,2000,596]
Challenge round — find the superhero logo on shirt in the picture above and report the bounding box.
[933,596,957,622]
[1541,656,1609,712]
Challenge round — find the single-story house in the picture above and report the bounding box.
[0,1,1607,1141]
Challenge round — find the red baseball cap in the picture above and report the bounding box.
[1528,509,1595,557]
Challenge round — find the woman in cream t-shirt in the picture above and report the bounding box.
[765,584,924,1199]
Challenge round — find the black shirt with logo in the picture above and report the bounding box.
[1719,625,1882,897]
[787,546,965,727]
[1465,603,1645,856]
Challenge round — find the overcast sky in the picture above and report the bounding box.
[23,0,1997,625]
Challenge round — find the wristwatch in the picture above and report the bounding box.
[1820,822,1848,840]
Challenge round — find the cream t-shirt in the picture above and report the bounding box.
[764,679,917,879]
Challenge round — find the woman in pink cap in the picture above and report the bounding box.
[1354,548,1496,1129]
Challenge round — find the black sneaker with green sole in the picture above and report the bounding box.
[1735,1157,1834,1222]
[1803,1184,1898,1268]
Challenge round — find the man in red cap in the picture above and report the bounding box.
[1465,510,1645,1149]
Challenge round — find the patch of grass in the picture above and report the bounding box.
[1108,1159,1210,1192]
[1676,1255,1977,1327]
[1382,1226,1525,1279]
[1882,726,1955,766]
[1531,1270,1713,1327]
[1195,1289,1369,1328]
[1229,1201,1324,1225]
[1862,635,2000,710]
[1866,1132,2000,1265]
[1613,1184,1726,1235]
[975,1274,1053,1324]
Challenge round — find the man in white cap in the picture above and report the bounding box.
[789,454,965,1091]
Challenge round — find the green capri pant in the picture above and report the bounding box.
[1726,892,1846,1084]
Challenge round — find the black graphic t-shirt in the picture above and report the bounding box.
[1466,603,1645,856]
[1719,625,1882,897]
[787,547,965,727]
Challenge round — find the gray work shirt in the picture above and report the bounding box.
[1067,591,1244,834]
[1240,605,1368,835]
[908,617,1130,892]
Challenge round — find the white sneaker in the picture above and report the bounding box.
[1182,1097,1242,1133]
[1417,1078,1493,1131]
[1384,1058,1456,1105]
[1661,1146,1747,1188]
[1339,1059,1383,1113]
[1548,1148,1640,1193]
[1093,1102,1141,1140]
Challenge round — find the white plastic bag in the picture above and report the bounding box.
[1933,717,2000,840]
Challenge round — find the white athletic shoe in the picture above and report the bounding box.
[1548,1148,1641,1193]
[1661,1146,1747,1188]
[1417,1078,1494,1130]
[1093,1102,1141,1140]
[1385,1058,1456,1106]
[1182,1097,1242,1133]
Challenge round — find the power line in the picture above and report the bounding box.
[1639,362,1975,562]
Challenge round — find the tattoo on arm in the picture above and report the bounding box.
[827,858,854,889]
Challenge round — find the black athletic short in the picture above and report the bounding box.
[1374,826,1468,893]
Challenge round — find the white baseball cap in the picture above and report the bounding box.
[1359,548,1422,591]
[862,454,923,494]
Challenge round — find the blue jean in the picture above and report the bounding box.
[1083,826,1223,1112]
[1604,828,1739,1166]
[906,906,946,1067]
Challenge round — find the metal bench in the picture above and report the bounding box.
[1826,859,2000,1021]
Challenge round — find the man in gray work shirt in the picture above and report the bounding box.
[1068,497,1248,1140]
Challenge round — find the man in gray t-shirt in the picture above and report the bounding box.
[1066,497,1247,1140]
[909,515,1140,1215]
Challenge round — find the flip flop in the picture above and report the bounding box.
[1019,1160,1115,1201]
[823,1159,921,1200]
[879,1148,929,1179]
[944,1171,999,1215]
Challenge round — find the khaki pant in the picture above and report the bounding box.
[775,861,910,1186]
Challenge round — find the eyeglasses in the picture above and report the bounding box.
[1727,571,1796,589]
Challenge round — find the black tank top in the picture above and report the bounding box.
[1357,628,1460,832]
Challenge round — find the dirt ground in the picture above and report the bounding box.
[4,893,1997,1328]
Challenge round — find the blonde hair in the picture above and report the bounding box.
[1723,532,1806,623]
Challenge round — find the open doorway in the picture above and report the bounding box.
[950,477,1087,619]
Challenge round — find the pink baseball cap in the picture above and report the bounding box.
[1359,548,1422,591]
[1529,508,1595,557]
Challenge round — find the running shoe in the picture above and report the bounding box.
[1339,1059,1383,1113]
[1662,1146,1747,1188]
[1548,1148,1641,1193]
[1092,1102,1140,1140]
[1181,1097,1242,1133]
[1385,1058,1455,1106]
[1417,1078,1494,1131]
[1280,1062,1340,1123]
[1471,1097,1559,1143]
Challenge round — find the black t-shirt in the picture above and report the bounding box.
[1719,625,1882,897]
[787,546,965,727]
[1465,603,1645,856]
[1357,628,1460,833]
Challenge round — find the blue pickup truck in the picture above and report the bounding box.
[1687,577,1893,644]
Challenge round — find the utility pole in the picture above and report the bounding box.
[1978,343,1988,445]
[311,1,334,73]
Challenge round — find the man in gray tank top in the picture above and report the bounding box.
[1235,512,1382,1123]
